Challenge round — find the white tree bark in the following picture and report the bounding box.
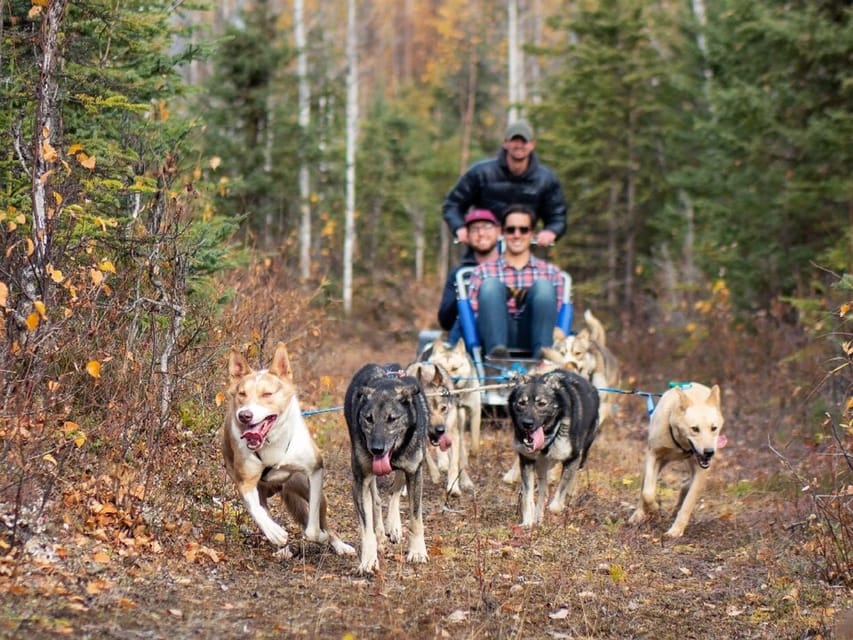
[295,0,312,280]
[507,0,521,121]
[342,0,358,315]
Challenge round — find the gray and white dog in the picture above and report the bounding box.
[344,363,430,574]
[508,369,600,527]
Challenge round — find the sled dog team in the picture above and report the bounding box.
[223,314,726,574]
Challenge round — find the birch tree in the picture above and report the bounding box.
[342,0,358,315]
[295,0,312,279]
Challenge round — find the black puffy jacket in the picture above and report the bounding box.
[442,149,568,238]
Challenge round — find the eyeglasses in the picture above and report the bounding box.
[503,226,531,235]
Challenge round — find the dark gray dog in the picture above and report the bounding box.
[507,369,600,527]
[344,363,430,574]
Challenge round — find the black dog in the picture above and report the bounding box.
[344,363,430,574]
[507,369,600,526]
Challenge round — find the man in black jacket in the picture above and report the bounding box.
[442,119,567,251]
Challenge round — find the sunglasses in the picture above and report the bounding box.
[503,226,531,235]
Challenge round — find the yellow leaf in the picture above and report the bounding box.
[90,268,104,286]
[53,191,63,205]
[0,281,7,307]
[209,156,221,170]
[841,303,850,318]
[68,143,84,154]
[25,237,34,257]
[43,453,57,466]
[27,5,43,19]
[42,140,58,162]
[15,213,25,224]
[78,153,96,170]
[6,221,17,232]
[215,392,225,407]
[74,432,86,447]
[33,0,50,6]
[33,300,46,318]
[51,269,64,283]
[86,360,101,379]
[47,380,60,392]
[99,260,116,274]
[26,312,40,331]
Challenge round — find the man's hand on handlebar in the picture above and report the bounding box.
[536,229,556,248]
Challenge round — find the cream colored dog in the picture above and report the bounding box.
[428,340,482,457]
[629,383,726,538]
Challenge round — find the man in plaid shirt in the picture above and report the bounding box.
[468,204,564,359]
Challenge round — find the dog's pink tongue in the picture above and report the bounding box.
[372,453,393,476]
[438,434,452,451]
[530,427,545,452]
[717,433,728,449]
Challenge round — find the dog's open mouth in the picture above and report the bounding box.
[428,433,452,452]
[240,415,277,450]
[523,426,546,452]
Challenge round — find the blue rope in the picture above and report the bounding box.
[302,406,344,417]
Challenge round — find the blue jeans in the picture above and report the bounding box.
[475,278,557,357]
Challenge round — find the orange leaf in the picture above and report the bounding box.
[33,300,46,318]
[67,143,84,154]
[92,551,110,564]
[0,281,7,307]
[78,153,96,170]
[90,268,104,286]
[42,140,58,162]
[25,237,34,257]
[25,312,40,331]
[86,360,101,378]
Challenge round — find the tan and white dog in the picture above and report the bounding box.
[541,310,620,427]
[223,343,354,557]
[628,383,726,538]
[406,361,473,496]
[428,340,482,457]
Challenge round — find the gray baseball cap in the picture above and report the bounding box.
[504,119,534,141]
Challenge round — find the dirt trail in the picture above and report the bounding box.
[1,314,850,639]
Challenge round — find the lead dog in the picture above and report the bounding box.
[508,369,600,527]
[406,361,473,496]
[428,339,482,457]
[345,363,430,574]
[223,343,354,557]
[628,383,726,538]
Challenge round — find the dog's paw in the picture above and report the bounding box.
[385,525,403,544]
[262,525,290,547]
[273,546,293,560]
[406,548,429,564]
[663,524,686,538]
[628,509,648,526]
[303,527,329,545]
[357,556,380,575]
[446,482,462,497]
[331,538,356,556]
[460,472,475,491]
[547,499,567,514]
[502,468,520,485]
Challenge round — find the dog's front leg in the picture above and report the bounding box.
[384,470,405,543]
[519,458,537,527]
[423,446,442,485]
[549,457,580,514]
[534,458,550,524]
[303,467,329,544]
[354,475,380,574]
[629,451,663,525]
[502,457,521,485]
[405,468,428,564]
[666,465,707,538]
[239,482,290,550]
[445,418,463,496]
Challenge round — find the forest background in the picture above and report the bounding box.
[0,0,851,637]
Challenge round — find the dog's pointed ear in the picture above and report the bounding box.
[228,347,253,381]
[575,329,591,348]
[674,387,691,408]
[451,339,466,355]
[553,326,566,342]
[707,384,721,407]
[268,342,293,380]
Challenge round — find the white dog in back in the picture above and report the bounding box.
[629,383,726,538]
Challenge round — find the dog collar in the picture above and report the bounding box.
[668,423,692,456]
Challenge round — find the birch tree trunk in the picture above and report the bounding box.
[342,0,358,315]
[507,0,521,121]
[295,0,312,280]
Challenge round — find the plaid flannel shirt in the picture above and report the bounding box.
[468,256,564,317]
